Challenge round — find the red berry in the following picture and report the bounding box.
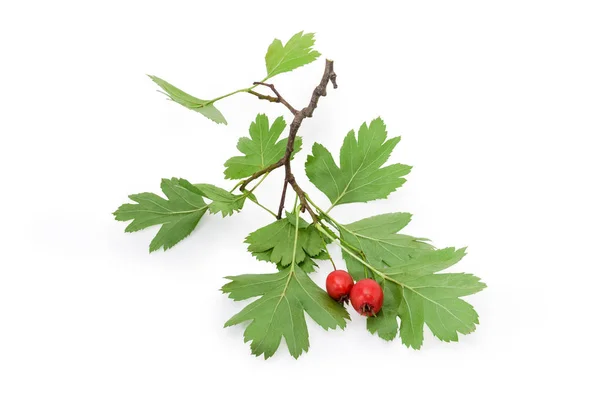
[350,279,384,316]
[326,270,354,303]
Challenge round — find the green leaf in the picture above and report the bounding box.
[392,268,485,348]
[336,213,485,348]
[339,213,433,280]
[222,264,349,359]
[193,183,245,217]
[265,31,321,80]
[148,75,227,124]
[224,114,302,179]
[347,245,486,349]
[246,213,323,267]
[113,178,208,252]
[305,118,411,208]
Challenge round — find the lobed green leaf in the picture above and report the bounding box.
[305,118,411,209]
[245,213,323,267]
[264,31,321,80]
[339,213,433,279]
[338,213,485,348]
[148,75,227,124]
[222,265,349,359]
[224,114,302,179]
[113,178,208,252]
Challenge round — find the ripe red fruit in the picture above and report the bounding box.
[350,279,384,316]
[326,270,354,303]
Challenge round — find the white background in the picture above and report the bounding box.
[1,1,599,393]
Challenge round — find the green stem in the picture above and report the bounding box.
[248,198,277,218]
[229,181,243,193]
[248,172,269,194]
[206,72,272,106]
[246,173,278,217]
[291,196,300,263]
[315,223,424,295]
[315,221,368,269]
[315,224,394,284]
[304,195,366,259]
[206,85,257,106]
[231,169,271,194]
[321,239,337,270]
[304,195,343,229]
[228,173,278,218]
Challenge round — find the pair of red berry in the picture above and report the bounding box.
[326,270,383,316]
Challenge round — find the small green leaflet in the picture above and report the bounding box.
[148,75,227,124]
[193,183,246,217]
[113,178,208,252]
[305,118,412,208]
[264,31,321,80]
[338,213,433,280]
[253,216,331,273]
[222,263,350,359]
[252,218,332,274]
[224,114,302,179]
[246,213,322,267]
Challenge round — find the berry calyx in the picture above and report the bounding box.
[350,278,384,316]
[326,270,354,303]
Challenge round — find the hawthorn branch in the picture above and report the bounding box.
[239,60,337,223]
[278,60,337,221]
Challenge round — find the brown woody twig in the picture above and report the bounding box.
[252,81,299,115]
[241,60,337,223]
[246,90,278,103]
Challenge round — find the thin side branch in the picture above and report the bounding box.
[239,158,283,191]
[252,82,299,115]
[247,90,278,103]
